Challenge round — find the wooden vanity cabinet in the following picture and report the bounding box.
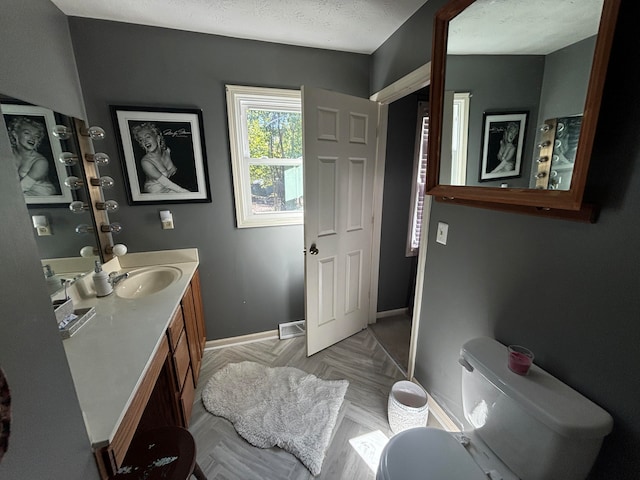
[190,270,207,353]
[181,284,203,386]
[94,269,207,479]
[167,304,195,426]
[166,269,207,426]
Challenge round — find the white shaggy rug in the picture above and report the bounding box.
[202,361,349,476]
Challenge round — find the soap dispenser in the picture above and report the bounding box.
[93,260,113,297]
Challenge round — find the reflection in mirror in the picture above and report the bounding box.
[1,95,100,294]
[439,0,604,191]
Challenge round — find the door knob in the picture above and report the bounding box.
[309,243,319,255]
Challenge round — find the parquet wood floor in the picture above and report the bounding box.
[189,329,406,479]
[368,314,412,373]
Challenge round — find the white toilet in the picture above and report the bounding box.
[377,337,613,480]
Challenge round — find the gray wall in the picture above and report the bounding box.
[1,0,634,477]
[0,1,99,478]
[68,18,370,340]
[372,0,639,478]
[0,0,85,120]
[377,92,421,312]
[445,55,545,187]
[370,0,450,93]
[538,36,597,123]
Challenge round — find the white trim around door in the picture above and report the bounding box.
[369,62,431,380]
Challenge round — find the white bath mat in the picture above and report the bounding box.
[202,361,348,476]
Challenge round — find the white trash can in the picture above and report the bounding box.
[387,380,429,434]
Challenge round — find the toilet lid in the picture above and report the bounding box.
[378,428,488,480]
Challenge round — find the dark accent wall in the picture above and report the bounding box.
[68,18,370,340]
[538,36,597,123]
[370,0,450,93]
[377,92,421,312]
[445,55,544,187]
[0,1,99,478]
[0,1,85,119]
[371,1,639,478]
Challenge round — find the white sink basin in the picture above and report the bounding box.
[115,266,182,299]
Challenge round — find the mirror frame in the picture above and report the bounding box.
[426,0,621,212]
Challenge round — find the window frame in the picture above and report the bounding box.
[406,101,430,256]
[405,93,470,255]
[226,85,303,228]
[450,92,470,186]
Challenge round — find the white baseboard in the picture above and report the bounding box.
[412,378,461,433]
[204,329,279,350]
[375,308,409,320]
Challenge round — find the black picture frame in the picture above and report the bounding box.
[479,111,528,182]
[111,105,211,205]
[2,104,73,206]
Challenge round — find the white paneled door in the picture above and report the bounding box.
[302,86,380,356]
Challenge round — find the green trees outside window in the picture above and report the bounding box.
[247,109,303,213]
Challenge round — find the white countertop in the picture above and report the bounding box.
[58,248,200,448]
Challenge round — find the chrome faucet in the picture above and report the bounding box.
[108,271,130,287]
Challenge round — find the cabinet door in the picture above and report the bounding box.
[173,330,190,391]
[181,284,202,386]
[180,366,196,427]
[190,270,207,354]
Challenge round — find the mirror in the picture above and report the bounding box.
[1,94,101,294]
[427,0,620,211]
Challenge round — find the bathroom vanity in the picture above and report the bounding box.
[56,248,206,478]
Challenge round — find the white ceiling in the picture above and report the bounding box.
[49,0,429,54]
[448,0,604,55]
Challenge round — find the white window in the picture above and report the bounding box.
[406,101,429,256]
[451,92,470,185]
[406,93,469,255]
[226,85,303,228]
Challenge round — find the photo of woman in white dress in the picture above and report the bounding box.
[131,122,190,194]
[7,116,57,196]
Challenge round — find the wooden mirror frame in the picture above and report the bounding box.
[426,0,621,216]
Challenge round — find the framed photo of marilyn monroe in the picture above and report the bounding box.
[2,103,73,205]
[111,106,211,204]
[479,111,528,182]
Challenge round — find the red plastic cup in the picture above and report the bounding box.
[508,345,534,375]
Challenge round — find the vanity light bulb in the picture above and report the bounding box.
[52,124,72,140]
[96,200,119,212]
[112,244,128,256]
[90,176,115,189]
[59,152,78,166]
[69,201,89,213]
[86,126,106,140]
[75,224,94,234]
[539,124,551,132]
[80,246,98,258]
[64,176,83,190]
[101,222,122,234]
[92,152,110,166]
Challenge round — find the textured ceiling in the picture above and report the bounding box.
[49,0,429,54]
[448,0,604,55]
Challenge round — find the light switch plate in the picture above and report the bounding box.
[436,222,449,245]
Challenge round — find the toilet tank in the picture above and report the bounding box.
[459,337,613,480]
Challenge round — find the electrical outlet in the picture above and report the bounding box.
[436,222,448,245]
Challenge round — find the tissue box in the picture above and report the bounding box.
[59,307,96,339]
[53,298,74,323]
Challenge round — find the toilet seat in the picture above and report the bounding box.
[377,428,489,479]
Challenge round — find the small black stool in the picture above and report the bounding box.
[110,426,207,479]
